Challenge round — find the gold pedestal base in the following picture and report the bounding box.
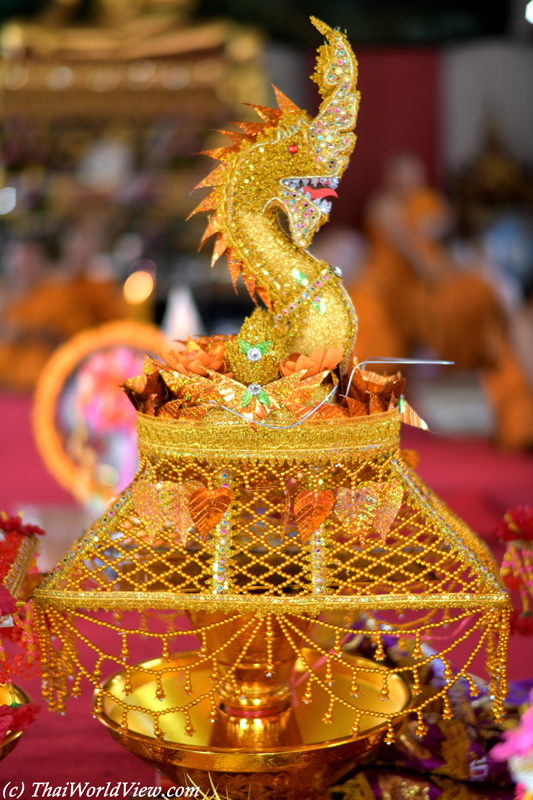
[0,684,32,764]
[95,649,410,800]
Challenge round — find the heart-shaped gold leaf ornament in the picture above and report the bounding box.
[132,481,168,541]
[374,480,404,543]
[132,478,204,543]
[335,485,378,544]
[334,480,404,544]
[294,489,335,545]
[188,486,233,540]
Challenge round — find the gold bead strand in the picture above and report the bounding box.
[465,673,479,698]
[265,615,274,675]
[415,710,427,739]
[71,671,82,699]
[209,693,218,723]
[183,667,193,696]
[155,671,165,702]
[442,691,453,720]
[121,633,129,662]
[384,719,395,745]
[374,632,385,661]
[351,708,362,737]
[325,655,333,688]
[350,669,359,698]
[302,677,313,705]
[412,629,423,660]
[184,709,195,738]
[322,696,335,724]
[123,667,133,696]
[120,706,129,735]
[380,671,389,701]
[411,667,421,696]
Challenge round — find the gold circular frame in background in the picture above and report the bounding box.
[33,320,169,504]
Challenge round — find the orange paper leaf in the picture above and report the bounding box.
[294,489,335,545]
[374,480,404,543]
[188,486,233,540]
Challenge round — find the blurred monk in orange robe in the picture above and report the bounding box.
[349,154,533,449]
[0,237,127,391]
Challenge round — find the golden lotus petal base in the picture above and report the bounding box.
[0,684,32,764]
[95,649,410,800]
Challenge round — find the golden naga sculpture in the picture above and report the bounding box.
[32,19,510,800]
[190,16,359,366]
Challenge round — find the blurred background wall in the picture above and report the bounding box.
[0,0,532,436]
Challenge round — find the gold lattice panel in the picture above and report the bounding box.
[34,411,509,741]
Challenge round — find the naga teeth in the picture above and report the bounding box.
[330,177,339,189]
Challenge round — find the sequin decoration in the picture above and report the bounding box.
[211,470,233,594]
[334,480,404,545]
[187,17,359,366]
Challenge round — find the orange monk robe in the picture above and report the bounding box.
[0,274,127,391]
[350,187,533,449]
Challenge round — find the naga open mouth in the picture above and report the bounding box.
[281,177,339,215]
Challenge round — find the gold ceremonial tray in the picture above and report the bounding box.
[96,648,410,800]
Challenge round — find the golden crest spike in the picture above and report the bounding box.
[242,103,282,125]
[215,130,254,146]
[230,121,269,137]
[210,232,227,267]
[186,190,220,220]
[199,213,222,249]
[194,164,228,190]
[226,248,242,293]
[272,85,302,115]
[196,147,237,163]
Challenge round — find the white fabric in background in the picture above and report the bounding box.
[442,41,533,172]
[161,286,205,341]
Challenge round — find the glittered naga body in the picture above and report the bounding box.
[33,19,510,800]
[191,16,358,367]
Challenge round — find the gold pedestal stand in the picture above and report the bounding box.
[95,649,410,800]
[0,685,32,764]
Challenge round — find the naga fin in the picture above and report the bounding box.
[230,121,270,137]
[197,146,238,163]
[226,249,242,293]
[243,103,282,126]
[211,232,227,267]
[241,272,257,304]
[255,286,273,312]
[215,130,255,147]
[272,85,302,115]
[194,164,228,190]
[187,189,221,220]
[199,213,222,249]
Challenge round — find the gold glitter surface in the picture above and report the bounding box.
[32,17,510,751]
[188,18,359,367]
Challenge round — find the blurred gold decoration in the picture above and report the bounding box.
[33,320,169,508]
[0,685,33,764]
[33,19,509,800]
[456,123,533,236]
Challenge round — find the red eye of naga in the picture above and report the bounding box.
[288,144,298,154]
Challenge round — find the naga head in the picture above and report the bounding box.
[190,18,360,302]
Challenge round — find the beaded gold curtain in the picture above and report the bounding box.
[34,410,510,744]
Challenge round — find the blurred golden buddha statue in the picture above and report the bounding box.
[349,153,533,450]
[456,124,533,237]
[0,0,260,62]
